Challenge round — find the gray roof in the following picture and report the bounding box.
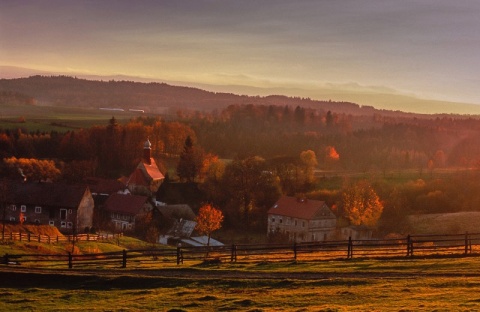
[10,182,89,209]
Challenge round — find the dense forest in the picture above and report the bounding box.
[3,76,480,237]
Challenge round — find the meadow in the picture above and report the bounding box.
[1,256,480,311]
[0,103,144,132]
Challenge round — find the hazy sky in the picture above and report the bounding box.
[2,1,480,108]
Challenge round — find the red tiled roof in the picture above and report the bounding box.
[104,193,148,216]
[140,158,164,180]
[267,196,332,220]
[127,168,149,187]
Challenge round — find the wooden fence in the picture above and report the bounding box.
[1,232,122,244]
[2,232,480,269]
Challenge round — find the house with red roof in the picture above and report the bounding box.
[103,193,150,231]
[125,139,164,197]
[267,196,337,242]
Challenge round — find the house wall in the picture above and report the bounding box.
[4,203,77,231]
[76,189,94,232]
[110,213,135,231]
[268,214,337,242]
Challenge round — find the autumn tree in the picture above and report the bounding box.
[200,158,227,206]
[195,204,224,247]
[342,180,383,227]
[177,136,205,182]
[220,156,281,229]
[4,157,61,182]
[324,146,340,169]
[299,150,318,191]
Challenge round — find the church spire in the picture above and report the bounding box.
[143,138,152,164]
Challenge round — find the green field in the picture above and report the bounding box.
[0,104,150,132]
[1,257,480,311]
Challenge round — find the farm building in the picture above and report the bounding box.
[267,196,337,242]
[2,182,94,234]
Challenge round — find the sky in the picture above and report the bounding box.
[2,1,480,113]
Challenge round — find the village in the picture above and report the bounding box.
[1,138,374,249]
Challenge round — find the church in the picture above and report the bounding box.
[124,139,165,197]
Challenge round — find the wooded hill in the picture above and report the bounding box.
[0,75,457,118]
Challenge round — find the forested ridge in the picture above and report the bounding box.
[0,75,451,117]
[3,76,480,236]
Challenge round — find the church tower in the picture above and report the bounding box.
[143,138,152,165]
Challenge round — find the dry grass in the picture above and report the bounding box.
[408,211,480,234]
[2,257,480,311]
[1,224,64,237]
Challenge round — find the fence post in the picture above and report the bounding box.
[68,252,72,269]
[231,244,237,262]
[406,235,410,257]
[408,235,414,257]
[293,242,297,260]
[3,253,8,265]
[19,231,22,242]
[347,237,353,259]
[10,232,12,240]
[465,232,469,255]
[122,249,127,268]
[177,245,182,265]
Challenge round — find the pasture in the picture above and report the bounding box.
[1,257,480,311]
[0,103,149,132]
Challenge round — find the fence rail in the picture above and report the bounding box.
[2,232,480,269]
[1,232,122,244]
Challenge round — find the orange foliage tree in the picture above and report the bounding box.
[4,157,61,182]
[195,204,224,247]
[342,180,383,227]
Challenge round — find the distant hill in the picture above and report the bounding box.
[0,74,479,118]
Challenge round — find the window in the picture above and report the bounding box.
[294,220,298,226]
[271,217,275,223]
[67,222,73,228]
[60,209,67,220]
[35,206,42,213]
[279,218,283,224]
[49,220,55,226]
[286,218,290,225]
[49,209,55,219]
[68,209,73,214]
[61,221,66,228]
[10,205,16,211]
[302,221,305,228]
[10,217,15,221]
[21,216,26,222]
[21,205,26,212]
[34,219,40,224]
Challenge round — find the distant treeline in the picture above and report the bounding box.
[0,75,431,117]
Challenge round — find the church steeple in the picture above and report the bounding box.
[143,138,152,164]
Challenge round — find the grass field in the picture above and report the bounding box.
[1,257,480,311]
[0,103,150,132]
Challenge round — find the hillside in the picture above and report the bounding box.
[0,75,460,118]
